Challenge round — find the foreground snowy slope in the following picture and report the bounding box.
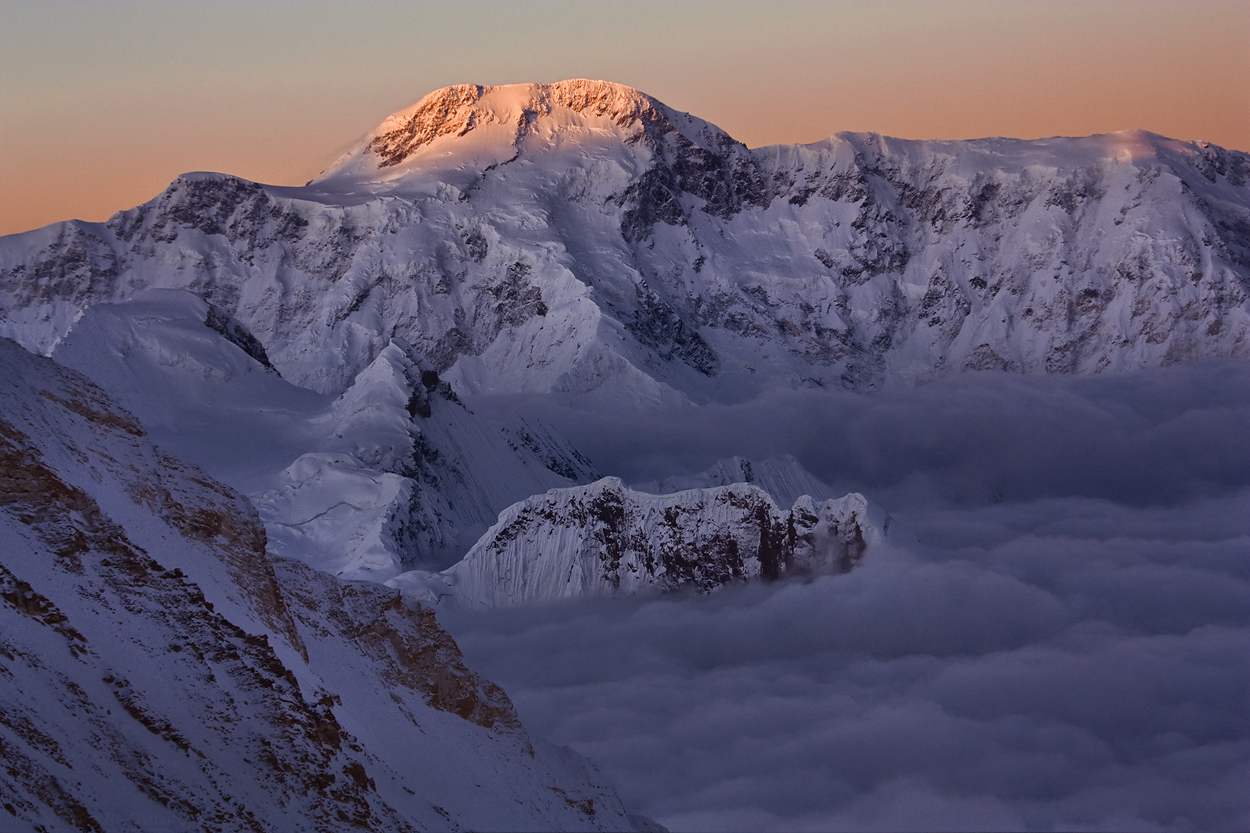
[1,80,1246,404]
[0,337,651,831]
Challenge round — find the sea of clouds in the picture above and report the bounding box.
[449,361,1249,831]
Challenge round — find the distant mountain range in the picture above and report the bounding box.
[3,80,1246,404]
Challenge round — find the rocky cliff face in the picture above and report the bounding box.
[1,81,1245,404]
[395,478,885,609]
[0,337,647,831]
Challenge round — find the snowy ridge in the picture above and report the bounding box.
[1,81,1245,405]
[0,77,1242,831]
[393,478,885,609]
[0,337,650,831]
[256,338,599,577]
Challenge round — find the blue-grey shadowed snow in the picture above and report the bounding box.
[449,363,1250,831]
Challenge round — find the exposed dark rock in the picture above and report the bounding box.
[204,302,275,372]
[626,283,719,376]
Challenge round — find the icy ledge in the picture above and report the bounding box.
[389,477,887,608]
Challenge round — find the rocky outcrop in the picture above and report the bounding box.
[395,478,884,609]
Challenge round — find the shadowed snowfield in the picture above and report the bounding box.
[447,361,1250,831]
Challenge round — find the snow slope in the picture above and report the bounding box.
[47,288,324,492]
[0,336,653,831]
[1,80,1246,406]
[255,337,599,577]
[47,290,599,576]
[392,478,886,609]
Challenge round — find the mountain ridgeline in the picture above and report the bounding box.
[2,79,1246,404]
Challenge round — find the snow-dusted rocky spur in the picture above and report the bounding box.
[394,478,885,609]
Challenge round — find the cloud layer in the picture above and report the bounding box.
[449,363,1250,830]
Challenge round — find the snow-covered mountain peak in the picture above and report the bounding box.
[3,83,1247,402]
[313,79,737,187]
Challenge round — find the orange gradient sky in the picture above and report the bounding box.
[1,0,1247,236]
